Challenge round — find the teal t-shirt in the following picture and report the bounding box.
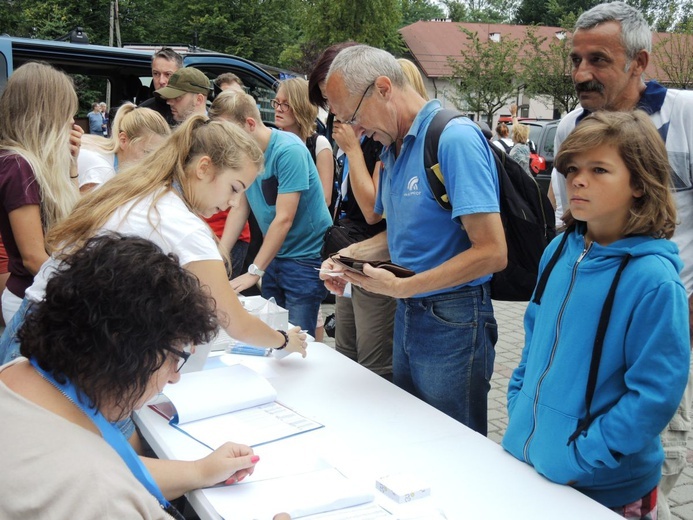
[246,129,331,259]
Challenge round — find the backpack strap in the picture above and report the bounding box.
[306,133,318,163]
[531,225,574,304]
[567,253,631,445]
[424,109,464,211]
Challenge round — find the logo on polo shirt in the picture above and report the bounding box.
[405,176,421,197]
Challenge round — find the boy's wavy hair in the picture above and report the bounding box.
[555,110,676,239]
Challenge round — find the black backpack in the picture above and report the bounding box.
[306,132,340,216]
[424,109,556,301]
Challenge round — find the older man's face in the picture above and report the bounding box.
[325,73,396,146]
[570,21,644,112]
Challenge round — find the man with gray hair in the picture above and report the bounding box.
[321,45,506,436]
[547,3,693,517]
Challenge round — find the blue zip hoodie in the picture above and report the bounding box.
[502,225,690,508]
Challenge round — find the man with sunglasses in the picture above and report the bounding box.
[322,45,506,436]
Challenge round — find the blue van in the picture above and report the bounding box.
[0,36,279,125]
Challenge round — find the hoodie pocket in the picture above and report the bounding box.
[503,389,594,487]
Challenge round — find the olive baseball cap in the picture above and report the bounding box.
[155,67,211,99]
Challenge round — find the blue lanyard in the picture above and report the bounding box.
[29,358,172,511]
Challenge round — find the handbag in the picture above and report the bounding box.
[320,220,371,260]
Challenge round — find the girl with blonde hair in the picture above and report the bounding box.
[0,61,80,324]
[1,115,308,367]
[273,77,334,208]
[509,123,531,175]
[78,102,170,192]
[398,58,428,100]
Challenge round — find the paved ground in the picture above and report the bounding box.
[321,299,693,519]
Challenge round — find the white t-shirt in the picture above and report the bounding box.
[315,134,331,157]
[78,148,117,189]
[26,189,221,302]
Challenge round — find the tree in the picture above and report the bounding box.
[301,0,403,54]
[447,27,523,124]
[652,20,693,89]
[443,0,515,23]
[519,24,580,116]
[514,0,595,26]
[401,0,445,25]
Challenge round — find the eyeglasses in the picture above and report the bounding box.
[270,99,290,112]
[163,346,191,373]
[340,83,374,126]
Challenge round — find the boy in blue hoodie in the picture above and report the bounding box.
[502,111,690,518]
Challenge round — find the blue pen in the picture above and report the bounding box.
[227,345,270,357]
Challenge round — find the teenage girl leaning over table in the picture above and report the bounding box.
[0,233,292,519]
[0,115,308,368]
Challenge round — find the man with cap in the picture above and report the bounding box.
[155,66,212,124]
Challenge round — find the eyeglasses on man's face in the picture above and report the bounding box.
[164,345,192,373]
[270,99,291,112]
[339,82,374,126]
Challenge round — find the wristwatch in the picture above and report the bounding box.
[247,263,265,278]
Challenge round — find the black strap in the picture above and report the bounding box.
[567,253,631,445]
[424,109,464,211]
[532,225,574,304]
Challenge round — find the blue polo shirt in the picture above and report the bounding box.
[246,129,331,259]
[375,100,500,297]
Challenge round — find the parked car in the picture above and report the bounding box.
[505,118,560,195]
[0,36,280,128]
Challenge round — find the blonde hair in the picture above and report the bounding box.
[555,110,676,239]
[0,62,79,230]
[512,124,529,144]
[276,78,317,141]
[209,91,262,125]
[46,115,264,253]
[82,103,169,155]
[398,58,428,100]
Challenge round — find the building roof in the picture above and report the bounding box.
[399,20,688,83]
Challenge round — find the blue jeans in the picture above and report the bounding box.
[0,297,30,365]
[261,257,327,337]
[393,283,497,435]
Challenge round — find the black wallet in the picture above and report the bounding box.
[331,255,415,278]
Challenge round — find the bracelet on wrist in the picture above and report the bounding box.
[275,330,289,350]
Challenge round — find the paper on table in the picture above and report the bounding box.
[203,467,375,520]
[150,364,322,450]
[161,364,277,424]
[179,401,323,449]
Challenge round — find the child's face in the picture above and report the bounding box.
[565,143,643,245]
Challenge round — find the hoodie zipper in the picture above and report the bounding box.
[522,240,593,463]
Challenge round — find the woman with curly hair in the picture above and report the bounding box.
[0,233,290,519]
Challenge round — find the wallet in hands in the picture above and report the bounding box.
[330,255,415,278]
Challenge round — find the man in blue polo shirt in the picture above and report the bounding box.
[322,45,507,436]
